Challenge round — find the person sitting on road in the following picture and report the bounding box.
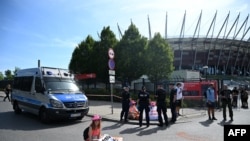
[85,114,102,141]
[149,101,158,121]
[128,100,140,120]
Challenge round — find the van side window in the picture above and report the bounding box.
[13,76,33,92]
[35,77,43,93]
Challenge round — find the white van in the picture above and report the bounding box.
[11,66,89,123]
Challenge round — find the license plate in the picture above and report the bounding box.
[71,113,81,117]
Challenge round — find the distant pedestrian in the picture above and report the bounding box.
[120,86,131,123]
[232,87,239,108]
[220,84,233,121]
[3,84,11,102]
[169,83,177,123]
[137,86,150,127]
[240,88,248,109]
[155,83,168,127]
[205,83,217,120]
[176,82,184,116]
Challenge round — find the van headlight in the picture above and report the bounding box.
[50,99,63,108]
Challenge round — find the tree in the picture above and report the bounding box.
[94,26,117,83]
[115,23,148,85]
[69,35,95,74]
[146,33,174,82]
[4,70,13,80]
[0,72,4,80]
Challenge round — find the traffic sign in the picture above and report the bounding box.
[108,48,115,59]
[109,70,115,75]
[109,75,115,83]
[108,59,115,70]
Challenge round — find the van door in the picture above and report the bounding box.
[28,77,45,115]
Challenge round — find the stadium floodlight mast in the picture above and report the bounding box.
[203,66,208,80]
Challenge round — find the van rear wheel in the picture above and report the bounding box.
[39,108,50,123]
[13,101,22,114]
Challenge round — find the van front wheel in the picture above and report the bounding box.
[13,101,22,114]
[39,108,50,123]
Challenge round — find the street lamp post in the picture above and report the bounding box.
[203,66,208,80]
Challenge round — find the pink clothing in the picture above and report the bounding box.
[91,128,100,138]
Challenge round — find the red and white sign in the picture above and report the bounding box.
[75,73,96,80]
[108,48,115,59]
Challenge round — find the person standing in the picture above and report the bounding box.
[232,87,239,108]
[3,84,11,102]
[205,83,217,120]
[137,86,150,127]
[120,86,131,123]
[155,83,168,126]
[240,88,249,109]
[169,83,177,123]
[176,82,184,116]
[220,84,233,121]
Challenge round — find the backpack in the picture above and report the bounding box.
[83,126,89,140]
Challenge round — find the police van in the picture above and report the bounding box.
[11,66,89,123]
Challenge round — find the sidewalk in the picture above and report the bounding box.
[0,91,206,125]
[87,100,207,125]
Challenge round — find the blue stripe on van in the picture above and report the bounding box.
[12,95,42,106]
[52,93,87,102]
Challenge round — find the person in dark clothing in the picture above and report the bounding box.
[232,87,239,108]
[120,86,131,123]
[155,83,168,126]
[240,88,249,109]
[137,86,150,127]
[169,83,177,123]
[3,84,11,102]
[220,84,233,121]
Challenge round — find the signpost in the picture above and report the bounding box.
[108,48,115,114]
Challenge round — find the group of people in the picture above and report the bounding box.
[205,83,235,121]
[120,82,184,127]
[204,83,249,122]
[120,81,249,127]
[231,86,249,109]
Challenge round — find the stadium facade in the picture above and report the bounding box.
[152,11,250,76]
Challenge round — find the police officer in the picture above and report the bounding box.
[220,84,233,121]
[155,83,169,126]
[120,85,131,123]
[169,83,177,123]
[137,86,150,127]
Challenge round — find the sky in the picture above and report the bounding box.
[0,0,250,75]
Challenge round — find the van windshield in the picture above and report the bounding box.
[43,77,80,92]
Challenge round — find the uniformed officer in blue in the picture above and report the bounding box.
[155,82,169,126]
[137,86,150,127]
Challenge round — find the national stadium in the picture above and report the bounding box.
[139,11,250,77]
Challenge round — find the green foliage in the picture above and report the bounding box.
[69,26,117,83]
[94,27,117,83]
[69,24,175,86]
[4,70,13,80]
[115,23,148,83]
[146,33,174,82]
[0,72,4,80]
